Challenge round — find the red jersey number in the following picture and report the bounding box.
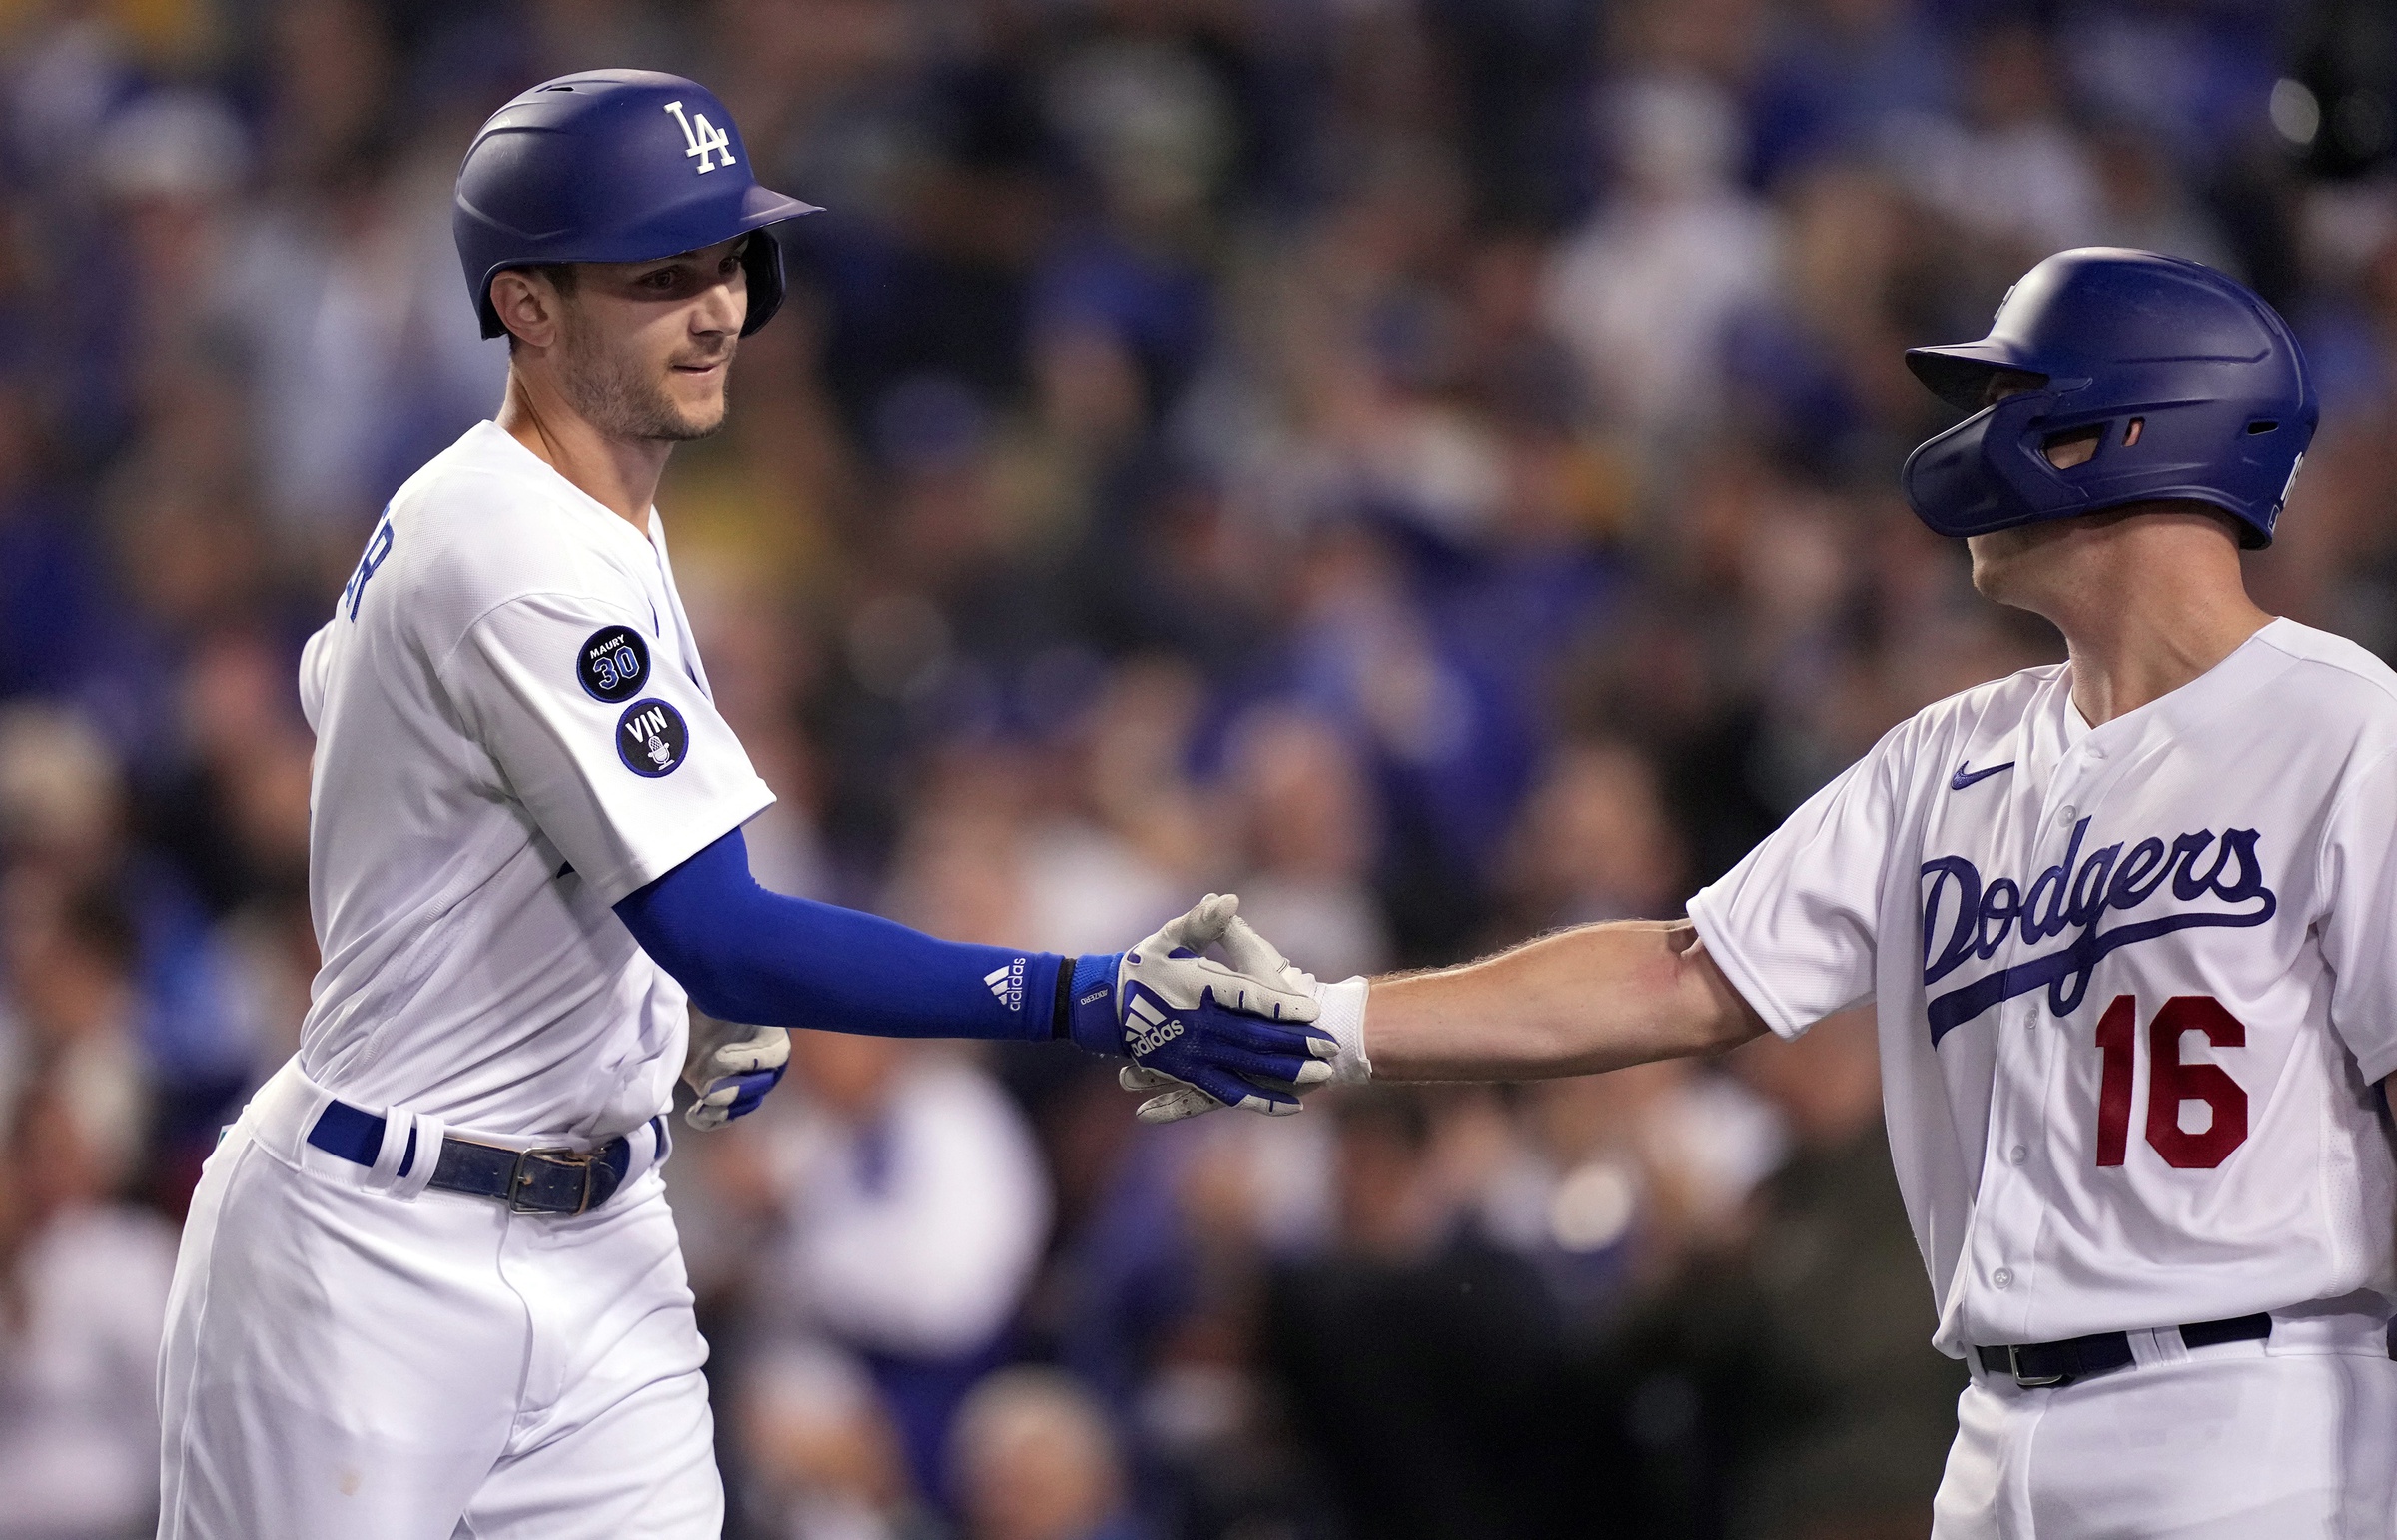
[2093,994,2248,1169]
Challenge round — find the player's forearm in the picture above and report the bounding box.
[1361,920,1767,1081]
[616,829,1065,1041]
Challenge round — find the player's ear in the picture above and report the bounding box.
[491,267,565,353]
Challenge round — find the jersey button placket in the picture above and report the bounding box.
[1999,918,2080,1335]
[1987,781,2061,1335]
[1956,746,2052,1338]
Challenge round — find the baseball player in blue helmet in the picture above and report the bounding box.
[1193,251,2397,1533]
[452,69,817,342]
[154,70,1331,1540]
[1901,247,2318,550]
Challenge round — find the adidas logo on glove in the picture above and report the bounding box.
[1125,994,1186,1059]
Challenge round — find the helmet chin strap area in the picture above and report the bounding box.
[1903,388,2100,539]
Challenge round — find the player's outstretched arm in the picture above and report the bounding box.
[1125,914,1769,1123]
[614,828,1332,1126]
[1357,919,1767,1082]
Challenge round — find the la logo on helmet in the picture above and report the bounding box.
[662,101,734,173]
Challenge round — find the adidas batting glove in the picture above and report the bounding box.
[1118,913,1371,1123]
[1061,894,1334,1117]
[683,1018,790,1130]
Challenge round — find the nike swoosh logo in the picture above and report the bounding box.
[1951,761,2014,791]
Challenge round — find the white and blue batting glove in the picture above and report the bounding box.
[683,1018,790,1130]
[1117,912,1372,1123]
[1064,895,1335,1118]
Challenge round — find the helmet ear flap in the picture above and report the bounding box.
[476,269,508,340]
[737,228,785,337]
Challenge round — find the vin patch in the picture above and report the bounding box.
[578,625,651,702]
[617,698,689,777]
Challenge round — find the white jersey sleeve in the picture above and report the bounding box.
[438,592,772,905]
[1687,726,1915,1039]
[2315,745,2397,1085]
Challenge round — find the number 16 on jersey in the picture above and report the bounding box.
[2093,994,2248,1169]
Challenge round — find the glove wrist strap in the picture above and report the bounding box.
[1060,952,1126,1054]
[1314,975,1373,1083]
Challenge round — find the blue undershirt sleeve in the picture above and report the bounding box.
[613,827,1066,1042]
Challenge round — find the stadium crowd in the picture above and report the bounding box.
[1,0,2390,1536]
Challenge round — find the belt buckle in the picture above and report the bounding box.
[2004,1344,2065,1388]
[508,1146,596,1215]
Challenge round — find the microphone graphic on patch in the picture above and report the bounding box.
[615,700,687,777]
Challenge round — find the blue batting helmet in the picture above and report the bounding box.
[1901,249,2316,549]
[453,70,821,341]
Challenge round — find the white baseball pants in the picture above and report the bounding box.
[1933,1307,2397,1538]
[155,1061,719,1539]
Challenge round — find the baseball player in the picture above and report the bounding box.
[1221,250,2397,1534]
[153,70,1328,1540]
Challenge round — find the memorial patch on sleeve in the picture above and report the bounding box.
[578,625,651,702]
[617,698,689,777]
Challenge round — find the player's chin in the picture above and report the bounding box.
[1966,527,2033,599]
[654,382,731,440]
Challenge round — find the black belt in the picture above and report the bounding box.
[307,1100,660,1216]
[1976,1312,2272,1388]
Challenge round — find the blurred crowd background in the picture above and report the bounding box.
[2,0,2394,1536]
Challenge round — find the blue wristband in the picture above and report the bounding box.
[1064,952,1125,1055]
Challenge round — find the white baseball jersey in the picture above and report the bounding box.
[1689,618,2397,1358]
[295,419,772,1140]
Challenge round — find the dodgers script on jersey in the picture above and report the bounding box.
[1688,619,2397,1357]
[297,419,773,1140]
